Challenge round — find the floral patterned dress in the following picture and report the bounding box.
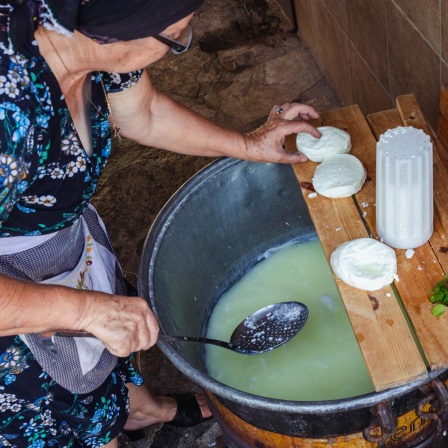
[0,17,145,448]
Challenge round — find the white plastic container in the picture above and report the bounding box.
[376,126,433,249]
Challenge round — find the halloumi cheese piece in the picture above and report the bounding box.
[330,238,397,291]
[296,126,351,162]
[312,153,366,198]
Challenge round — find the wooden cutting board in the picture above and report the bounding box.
[285,95,448,391]
[367,95,448,371]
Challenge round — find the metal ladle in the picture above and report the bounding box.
[41,301,308,355]
[160,301,308,355]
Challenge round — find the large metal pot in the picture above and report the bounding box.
[138,158,448,447]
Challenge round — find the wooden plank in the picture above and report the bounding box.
[396,94,448,241]
[395,94,448,271]
[367,101,448,371]
[367,109,402,142]
[436,85,448,168]
[287,105,427,391]
[368,108,448,273]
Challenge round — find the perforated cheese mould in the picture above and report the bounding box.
[376,126,433,249]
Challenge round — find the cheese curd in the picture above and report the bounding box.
[312,153,366,198]
[330,238,397,291]
[296,126,351,162]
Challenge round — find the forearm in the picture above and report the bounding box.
[113,74,247,159]
[0,274,160,356]
[137,94,247,158]
[0,274,87,336]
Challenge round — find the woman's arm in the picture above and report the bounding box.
[0,274,158,357]
[109,70,320,163]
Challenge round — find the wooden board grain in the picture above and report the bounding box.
[367,98,448,371]
[437,85,448,167]
[396,95,448,237]
[288,105,427,391]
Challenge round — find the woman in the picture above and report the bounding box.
[0,0,320,446]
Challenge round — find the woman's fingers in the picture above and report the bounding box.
[83,293,159,357]
[281,119,321,138]
[271,102,320,121]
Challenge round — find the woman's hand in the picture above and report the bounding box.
[0,276,157,357]
[243,102,321,164]
[79,292,159,357]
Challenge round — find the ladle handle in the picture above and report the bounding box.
[159,334,238,351]
[41,331,239,353]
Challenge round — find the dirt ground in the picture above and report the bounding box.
[92,0,341,287]
[91,0,342,446]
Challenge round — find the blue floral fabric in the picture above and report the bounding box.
[0,336,144,447]
[0,10,146,447]
[0,29,142,237]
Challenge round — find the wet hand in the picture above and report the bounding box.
[243,102,321,164]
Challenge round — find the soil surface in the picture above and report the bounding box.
[92,0,342,446]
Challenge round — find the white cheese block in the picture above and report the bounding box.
[296,126,351,162]
[330,238,397,291]
[312,153,366,198]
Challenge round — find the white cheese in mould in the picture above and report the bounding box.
[296,126,351,162]
[312,153,366,198]
[330,238,397,291]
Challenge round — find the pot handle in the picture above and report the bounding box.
[417,377,448,434]
[362,401,397,446]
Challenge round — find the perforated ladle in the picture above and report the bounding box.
[41,301,308,356]
[160,301,309,355]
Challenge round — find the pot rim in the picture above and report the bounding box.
[138,157,443,414]
[154,338,440,414]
